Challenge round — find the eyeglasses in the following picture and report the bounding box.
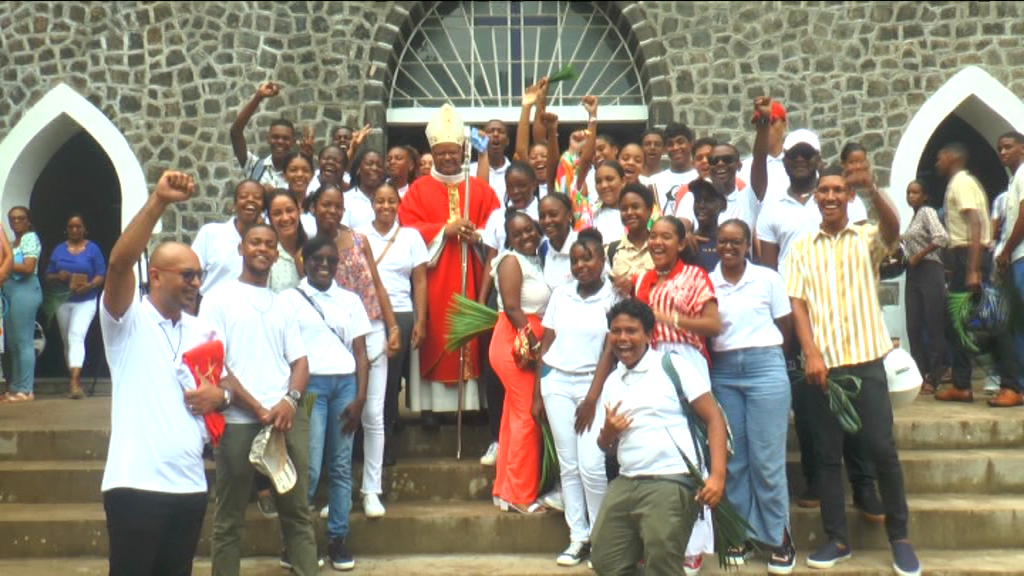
[709,155,736,165]
[308,254,339,266]
[718,238,746,247]
[154,267,205,284]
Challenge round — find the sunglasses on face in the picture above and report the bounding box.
[309,254,339,266]
[785,149,817,161]
[709,155,736,165]
[154,267,205,283]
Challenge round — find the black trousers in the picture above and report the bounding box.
[789,357,877,498]
[104,488,207,576]
[810,359,910,544]
[386,311,416,430]
[482,289,504,441]
[945,247,1020,391]
[905,260,948,384]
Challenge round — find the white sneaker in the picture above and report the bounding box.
[480,442,499,466]
[320,505,329,519]
[541,487,564,512]
[363,493,386,519]
[557,540,591,566]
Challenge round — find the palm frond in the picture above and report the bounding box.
[444,294,498,352]
[548,63,577,84]
[680,452,759,571]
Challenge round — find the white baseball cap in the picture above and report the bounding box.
[783,128,821,153]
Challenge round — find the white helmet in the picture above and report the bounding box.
[884,347,921,410]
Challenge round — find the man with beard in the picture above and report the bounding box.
[399,104,501,419]
[230,82,295,189]
[752,96,881,522]
[200,224,318,576]
[681,142,763,233]
[471,119,512,204]
[650,122,698,218]
[191,180,265,297]
[100,171,228,576]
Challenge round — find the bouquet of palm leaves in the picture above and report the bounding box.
[41,282,72,327]
[547,63,577,85]
[445,294,498,352]
[678,451,759,570]
[948,289,1008,353]
[538,422,560,495]
[789,370,862,435]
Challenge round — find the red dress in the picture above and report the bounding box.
[398,175,500,384]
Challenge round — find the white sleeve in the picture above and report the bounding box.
[850,195,868,223]
[406,229,430,267]
[282,307,308,364]
[349,296,373,342]
[767,269,792,319]
[756,204,777,244]
[675,193,695,225]
[482,209,505,251]
[673,355,711,402]
[541,286,562,330]
[99,293,137,357]
[191,225,211,270]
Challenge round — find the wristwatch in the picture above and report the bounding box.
[286,389,302,404]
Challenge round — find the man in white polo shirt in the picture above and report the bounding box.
[101,171,229,576]
[191,179,266,298]
[200,224,318,576]
[591,299,728,575]
[470,119,512,204]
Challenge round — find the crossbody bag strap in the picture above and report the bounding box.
[374,232,399,266]
[292,287,347,346]
[661,353,710,473]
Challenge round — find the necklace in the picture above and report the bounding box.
[158,322,183,361]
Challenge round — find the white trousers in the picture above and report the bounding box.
[361,323,388,495]
[56,298,97,369]
[542,369,608,542]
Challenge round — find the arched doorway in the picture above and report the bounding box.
[0,83,148,382]
[381,1,664,153]
[887,66,1024,348]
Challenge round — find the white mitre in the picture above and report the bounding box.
[425,103,465,148]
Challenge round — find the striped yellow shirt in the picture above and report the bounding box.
[784,223,895,369]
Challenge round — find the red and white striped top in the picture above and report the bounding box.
[635,259,717,363]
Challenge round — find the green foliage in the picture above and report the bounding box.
[547,63,578,84]
[444,294,498,352]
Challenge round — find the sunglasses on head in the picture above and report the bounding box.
[709,155,736,165]
[154,267,205,283]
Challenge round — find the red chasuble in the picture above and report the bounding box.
[399,175,501,384]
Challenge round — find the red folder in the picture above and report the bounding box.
[182,340,226,446]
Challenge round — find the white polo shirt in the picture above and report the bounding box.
[243,152,288,190]
[738,153,789,203]
[100,296,217,494]
[1000,164,1024,262]
[471,156,511,205]
[357,222,429,312]
[709,263,791,352]
[198,279,307,424]
[281,279,372,376]
[602,348,710,477]
[541,229,578,289]
[756,191,869,273]
[307,170,351,196]
[591,206,623,246]
[542,280,618,373]
[481,198,539,251]
[650,168,698,217]
[342,187,377,230]
[192,218,242,296]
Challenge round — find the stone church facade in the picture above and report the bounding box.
[1,1,1024,241]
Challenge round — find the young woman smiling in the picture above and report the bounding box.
[608,183,655,296]
[265,189,308,293]
[591,161,626,245]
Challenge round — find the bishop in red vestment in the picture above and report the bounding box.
[398,104,500,412]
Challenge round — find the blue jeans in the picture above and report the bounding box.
[307,374,357,539]
[710,346,790,547]
[3,275,42,394]
[1012,260,1024,389]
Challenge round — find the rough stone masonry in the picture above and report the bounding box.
[1,1,1023,242]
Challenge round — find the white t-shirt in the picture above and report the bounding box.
[307,170,351,196]
[650,168,698,217]
[541,229,578,289]
[542,280,618,373]
[492,251,551,316]
[471,156,511,205]
[342,188,377,231]
[738,153,789,203]
[683,181,762,232]
[300,212,318,238]
[100,297,216,494]
[192,218,242,296]
[357,222,429,312]
[756,191,869,273]
[592,206,623,246]
[198,279,307,424]
[281,279,372,375]
[999,164,1024,262]
[602,348,710,477]
[709,263,791,352]
[481,198,540,252]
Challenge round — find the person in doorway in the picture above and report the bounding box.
[100,171,228,576]
[45,214,106,399]
[201,224,318,576]
[995,131,1024,407]
[2,207,42,404]
[785,166,920,575]
[934,142,1021,405]
[397,104,501,422]
[191,180,265,297]
[229,82,295,189]
[901,180,949,396]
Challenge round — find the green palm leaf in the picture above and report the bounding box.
[444,294,498,352]
[547,63,577,84]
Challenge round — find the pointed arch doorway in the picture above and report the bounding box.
[0,84,148,379]
[886,66,1024,348]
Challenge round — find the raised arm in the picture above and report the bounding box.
[751,96,773,202]
[532,79,550,146]
[104,172,195,320]
[576,96,599,185]
[515,80,544,162]
[230,82,279,168]
[543,112,560,194]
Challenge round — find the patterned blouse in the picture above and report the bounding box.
[903,206,948,265]
[635,259,717,363]
[12,231,42,280]
[335,231,382,321]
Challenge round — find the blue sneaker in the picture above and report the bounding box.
[329,536,355,571]
[891,540,921,576]
[806,540,851,569]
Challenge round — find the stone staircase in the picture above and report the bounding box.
[0,392,1022,575]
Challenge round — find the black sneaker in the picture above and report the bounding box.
[329,536,356,571]
[891,540,921,576]
[806,540,851,569]
[768,535,796,574]
[724,542,751,566]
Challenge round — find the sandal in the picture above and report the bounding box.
[4,392,34,403]
[507,501,547,514]
[920,379,936,396]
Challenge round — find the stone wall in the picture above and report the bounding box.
[1,1,1023,241]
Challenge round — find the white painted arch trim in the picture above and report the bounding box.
[387,105,649,126]
[0,83,152,234]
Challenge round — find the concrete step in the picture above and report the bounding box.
[6,446,1024,505]
[0,457,496,504]
[1,495,1022,558]
[1,550,1023,575]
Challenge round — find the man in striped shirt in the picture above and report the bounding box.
[784,166,921,576]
